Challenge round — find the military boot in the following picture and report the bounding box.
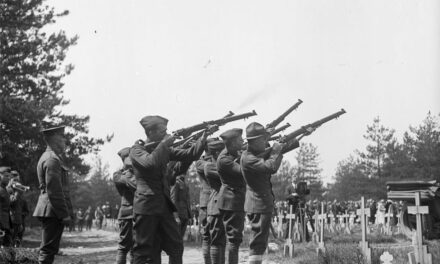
[226,243,240,264]
[210,245,225,264]
[248,254,263,264]
[202,239,211,264]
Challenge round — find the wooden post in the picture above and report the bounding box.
[316,202,326,255]
[311,210,319,243]
[342,210,351,234]
[407,192,432,264]
[283,205,295,257]
[357,197,372,264]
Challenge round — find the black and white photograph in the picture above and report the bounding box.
[1,0,439,263]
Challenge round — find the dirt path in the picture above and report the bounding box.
[23,228,277,264]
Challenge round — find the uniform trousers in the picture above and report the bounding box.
[199,207,211,264]
[38,217,64,264]
[11,223,24,247]
[247,213,272,264]
[221,210,245,264]
[207,215,225,264]
[132,209,183,264]
[117,219,134,264]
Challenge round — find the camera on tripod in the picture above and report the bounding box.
[286,181,310,207]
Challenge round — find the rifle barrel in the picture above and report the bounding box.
[266,99,302,129]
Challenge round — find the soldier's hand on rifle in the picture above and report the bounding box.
[162,134,176,147]
[201,130,209,141]
[271,142,283,154]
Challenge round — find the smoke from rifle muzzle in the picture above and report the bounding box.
[236,87,275,110]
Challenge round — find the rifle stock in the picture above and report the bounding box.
[266,99,302,130]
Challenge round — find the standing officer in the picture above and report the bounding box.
[202,139,226,264]
[216,129,245,264]
[33,126,73,264]
[240,122,286,264]
[113,147,136,264]
[129,115,206,264]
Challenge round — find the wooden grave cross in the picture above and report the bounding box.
[336,214,345,231]
[357,197,372,264]
[316,202,326,255]
[407,192,432,264]
[277,211,285,238]
[283,205,296,257]
[342,211,351,234]
[384,207,393,236]
[311,210,320,243]
[328,214,336,233]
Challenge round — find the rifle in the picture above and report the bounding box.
[145,110,256,149]
[277,109,346,143]
[266,99,303,130]
[173,110,257,138]
[260,109,346,157]
[269,123,291,136]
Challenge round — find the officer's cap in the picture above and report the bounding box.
[117,147,131,160]
[245,122,269,140]
[207,139,225,152]
[220,128,243,142]
[41,126,65,137]
[139,116,168,131]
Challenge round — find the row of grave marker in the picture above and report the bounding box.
[280,193,433,264]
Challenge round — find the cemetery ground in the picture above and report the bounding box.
[1,223,440,263]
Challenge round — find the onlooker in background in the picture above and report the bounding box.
[95,205,104,229]
[8,176,27,247]
[76,208,85,232]
[85,206,94,231]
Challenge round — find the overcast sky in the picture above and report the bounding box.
[47,0,440,183]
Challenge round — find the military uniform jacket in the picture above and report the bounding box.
[33,147,73,219]
[216,149,245,212]
[203,159,222,216]
[0,186,11,229]
[240,150,283,214]
[195,156,212,208]
[170,177,192,219]
[130,139,204,216]
[113,167,136,220]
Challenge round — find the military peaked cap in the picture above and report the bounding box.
[117,147,131,160]
[41,126,65,136]
[207,139,225,152]
[220,128,243,142]
[139,115,168,131]
[245,122,269,140]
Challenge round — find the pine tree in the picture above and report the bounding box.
[359,117,396,179]
[293,142,324,200]
[0,0,110,184]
